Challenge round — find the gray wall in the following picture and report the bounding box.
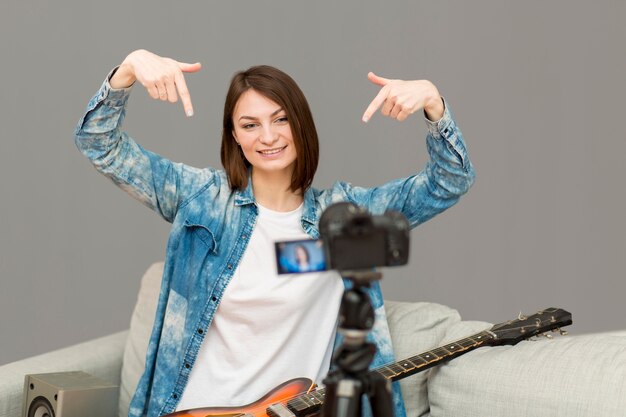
[1,1,625,365]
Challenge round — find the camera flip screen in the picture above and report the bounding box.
[275,239,328,274]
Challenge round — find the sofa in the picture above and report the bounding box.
[1,262,625,417]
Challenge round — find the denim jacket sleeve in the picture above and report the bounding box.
[74,70,217,223]
[338,99,475,228]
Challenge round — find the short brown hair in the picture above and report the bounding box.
[221,65,319,192]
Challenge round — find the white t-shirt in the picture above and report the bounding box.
[176,203,344,410]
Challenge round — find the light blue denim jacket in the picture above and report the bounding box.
[75,73,475,417]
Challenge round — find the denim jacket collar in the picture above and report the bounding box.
[302,187,319,237]
[233,174,256,206]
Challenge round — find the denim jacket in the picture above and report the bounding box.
[75,74,475,417]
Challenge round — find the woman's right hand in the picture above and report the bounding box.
[110,49,202,117]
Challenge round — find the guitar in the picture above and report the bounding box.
[166,307,572,417]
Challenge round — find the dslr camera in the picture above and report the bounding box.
[275,202,409,274]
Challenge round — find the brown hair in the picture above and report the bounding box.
[221,65,319,192]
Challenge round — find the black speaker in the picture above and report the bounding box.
[23,371,118,417]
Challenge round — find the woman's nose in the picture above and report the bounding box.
[259,125,278,145]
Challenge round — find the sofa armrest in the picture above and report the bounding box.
[0,330,128,417]
[427,321,626,417]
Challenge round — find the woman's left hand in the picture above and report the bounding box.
[362,72,444,123]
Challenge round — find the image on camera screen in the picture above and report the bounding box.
[275,239,327,274]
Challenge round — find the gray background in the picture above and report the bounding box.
[1,1,625,365]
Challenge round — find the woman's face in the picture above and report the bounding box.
[232,89,297,179]
[295,246,309,264]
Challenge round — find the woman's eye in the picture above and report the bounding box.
[242,123,256,129]
[275,116,288,123]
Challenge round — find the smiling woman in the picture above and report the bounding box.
[74,48,474,417]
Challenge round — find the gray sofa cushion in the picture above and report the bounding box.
[385,301,461,417]
[119,262,162,417]
[428,320,626,417]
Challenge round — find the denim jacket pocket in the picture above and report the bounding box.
[183,219,219,255]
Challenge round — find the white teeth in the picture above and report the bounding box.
[259,147,285,155]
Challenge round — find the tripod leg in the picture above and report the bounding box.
[367,372,394,417]
[322,374,363,417]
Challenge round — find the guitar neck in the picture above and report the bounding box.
[286,330,495,416]
[374,329,495,382]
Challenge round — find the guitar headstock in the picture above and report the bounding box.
[489,307,572,345]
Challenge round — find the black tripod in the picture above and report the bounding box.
[321,271,394,417]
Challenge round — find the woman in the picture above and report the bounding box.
[294,245,311,271]
[279,243,324,273]
[75,49,475,417]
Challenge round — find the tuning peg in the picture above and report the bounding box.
[518,312,528,320]
[544,333,553,339]
[559,329,568,336]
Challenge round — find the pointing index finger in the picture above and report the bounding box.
[368,72,392,86]
[362,86,388,123]
[174,71,194,117]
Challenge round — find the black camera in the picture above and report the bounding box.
[275,202,409,274]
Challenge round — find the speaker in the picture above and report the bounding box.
[23,371,118,417]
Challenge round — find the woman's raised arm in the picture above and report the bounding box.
[341,72,474,227]
[75,50,214,223]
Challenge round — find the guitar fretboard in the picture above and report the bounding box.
[375,330,493,381]
[286,330,494,415]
